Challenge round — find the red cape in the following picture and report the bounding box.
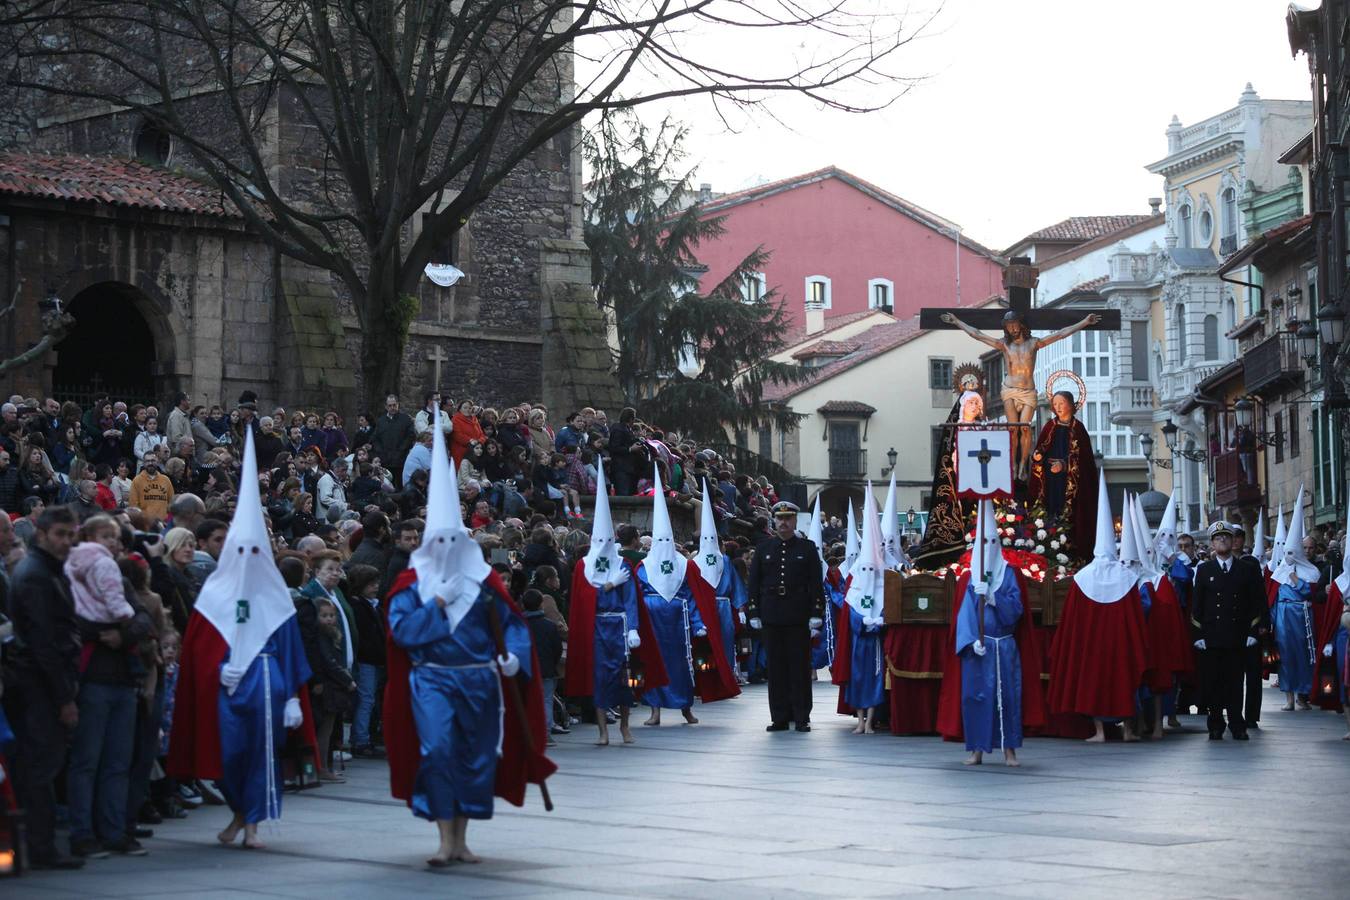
[382,569,556,809]
[1143,576,1195,692]
[828,580,858,715]
[1313,581,1346,711]
[1046,581,1149,719]
[935,569,1047,741]
[633,559,740,703]
[166,613,317,781]
[563,559,670,697]
[1026,416,1098,560]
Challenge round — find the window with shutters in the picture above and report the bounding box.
[1274,412,1284,464]
[929,358,953,390]
[1289,405,1299,459]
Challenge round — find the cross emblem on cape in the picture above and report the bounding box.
[235,599,250,624]
[919,258,1121,332]
[861,594,874,609]
[660,560,675,575]
[595,556,610,572]
[704,553,717,566]
[967,439,1002,488]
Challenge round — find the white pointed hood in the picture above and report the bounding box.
[583,463,624,588]
[1153,494,1180,563]
[1251,508,1267,563]
[843,500,860,577]
[1133,493,1163,582]
[879,471,908,571]
[194,428,297,676]
[694,478,725,591]
[1272,485,1320,586]
[806,496,826,572]
[1073,469,1138,604]
[642,464,686,601]
[970,498,1007,596]
[1119,495,1143,576]
[1269,503,1287,573]
[845,483,886,624]
[409,408,490,630]
[1335,503,1350,598]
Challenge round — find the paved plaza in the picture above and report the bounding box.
[11,681,1350,899]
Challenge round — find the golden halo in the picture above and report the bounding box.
[1045,370,1087,411]
[952,362,983,395]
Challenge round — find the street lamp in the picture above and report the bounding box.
[881,447,898,478]
[1160,418,1207,462]
[1318,300,1347,346]
[1139,431,1157,487]
[1297,319,1320,366]
[1233,395,1282,448]
[1234,397,1253,429]
[906,506,916,529]
[1161,419,1179,454]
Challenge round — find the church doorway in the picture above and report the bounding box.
[53,282,160,408]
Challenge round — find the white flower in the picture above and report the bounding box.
[1056,553,1069,564]
[1034,518,1045,528]
[1035,545,1045,555]
[1002,538,1012,546]
[1036,529,1047,540]
[1049,539,1060,550]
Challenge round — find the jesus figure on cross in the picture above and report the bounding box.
[939,309,1101,481]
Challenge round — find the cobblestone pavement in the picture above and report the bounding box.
[11,681,1349,898]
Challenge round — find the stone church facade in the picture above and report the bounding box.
[0,80,619,419]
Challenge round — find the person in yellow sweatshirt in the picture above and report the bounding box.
[129,452,175,526]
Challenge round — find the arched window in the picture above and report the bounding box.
[805,275,832,309]
[1203,314,1219,359]
[1175,303,1187,364]
[1176,205,1192,249]
[1221,188,1238,241]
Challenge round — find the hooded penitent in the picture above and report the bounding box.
[1119,495,1143,578]
[583,464,624,588]
[1153,495,1179,563]
[1251,508,1267,563]
[843,500,860,577]
[408,408,490,631]
[1071,469,1138,604]
[1270,503,1288,573]
[643,464,686,601]
[694,478,726,590]
[969,498,1007,597]
[879,471,908,571]
[1132,493,1163,583]
[806,495,826,572]
[1272,485,1320,587]
[845,483,886,628]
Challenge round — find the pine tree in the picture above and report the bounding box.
[585,114,808,445]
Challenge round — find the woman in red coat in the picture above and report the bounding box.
[448,400,486,466]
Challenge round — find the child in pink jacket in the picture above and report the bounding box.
[65,514,135,623]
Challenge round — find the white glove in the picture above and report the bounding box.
[283,697,303,729]
[1193,639,1207,650]
[627,629,641,649]
[808,617,823,630]
[220,663,247,696]
[694,628,708,638]
[738,610,747,625]
[972,578,990,597]
[1245,636,1257,648]
[497,652,521,678]
[809,628,820,639]
[972,640,987,657]
[1324,643,1335,658]
[749,617,762,631]
[609,564,631,587]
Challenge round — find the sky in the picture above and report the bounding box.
[589,0,1312,251]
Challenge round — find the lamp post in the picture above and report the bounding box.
[1298,319,1320,369]
[881,446,898,478]
[1233,395,1283,447]
[1159,418,1206,463]
[1318,300,1347,347]
[1140,431,1156,488]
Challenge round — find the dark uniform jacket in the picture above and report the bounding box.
[1191,555,1265,649]
[746,534,825,626]
[9,546,81,705]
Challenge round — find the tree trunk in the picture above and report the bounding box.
[357,258,413,412]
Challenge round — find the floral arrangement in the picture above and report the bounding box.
[952,498,1074,579]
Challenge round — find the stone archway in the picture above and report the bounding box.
[53,282,166,408]
[815,483,866,521]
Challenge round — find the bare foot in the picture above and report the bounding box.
[1342,732,1350,741]
[242,825,265,850]
[643,712,660,726]
[681,709,699,725]
[1282,702,1295,711]
[1166,717,1181,728]
[217,814,243,845]
[963,751,983,766]
[863,724,876,734]
[1084,733,1106,743]
[595,736,610,746]
[427,852,454,868]
[452,847,482,864]
[1004,750,1020,767]
[1150,728,1164,741]
[851,723,864,735]
[620,726,636,744]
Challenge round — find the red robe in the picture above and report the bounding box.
[1313,580,1347,711]
[166,613,317,781]
[1143,576,1195,693]
[632,560,741,703]
[936,569,1047,741]
[828,576,863,715]
[382,569,556,809]
[1026,417,1098,560]
[881,623,948,734]
[1047,581,1149,719]
[563,559,670,698]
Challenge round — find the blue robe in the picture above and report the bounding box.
[841,604,885,711]
[638,571,706,710]
[593,579,642,709]
[388,582,532,821]
[1335,623,1349,705]
[812,577,845,670]
[955,570,1023,752]
[710,559,748,676]
[218,620,310,825]
[1167,558,1195,611]
[1273,579,1315,696]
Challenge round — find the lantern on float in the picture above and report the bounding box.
[692,633,715,673]
[626,658,645,694]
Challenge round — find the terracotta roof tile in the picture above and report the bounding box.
[791,339,860,360]
[817,400,877,415]
[764,318,925,403]
[0,152,241,218]
[778,309,888,351]
[1012,215,1153,248]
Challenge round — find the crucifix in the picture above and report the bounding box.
[966,438,1002,489]
[426,344,449,391]
[921,257,1121,481]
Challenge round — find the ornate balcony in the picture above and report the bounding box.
[828,448,868,479]
[1212,449,1263,508]
[1109,383,1155,427]
[1242,332,1304,396]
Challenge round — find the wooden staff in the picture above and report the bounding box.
[483,592,554,812]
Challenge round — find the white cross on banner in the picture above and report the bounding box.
[956,428,1014,500]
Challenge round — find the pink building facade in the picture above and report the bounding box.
[690,168,1005,330]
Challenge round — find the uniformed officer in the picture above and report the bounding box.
[1232,524,1269,729]
[1191,522,1265,741]
[747,502,825,732]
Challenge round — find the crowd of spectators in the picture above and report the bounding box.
[0,385,788,867]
